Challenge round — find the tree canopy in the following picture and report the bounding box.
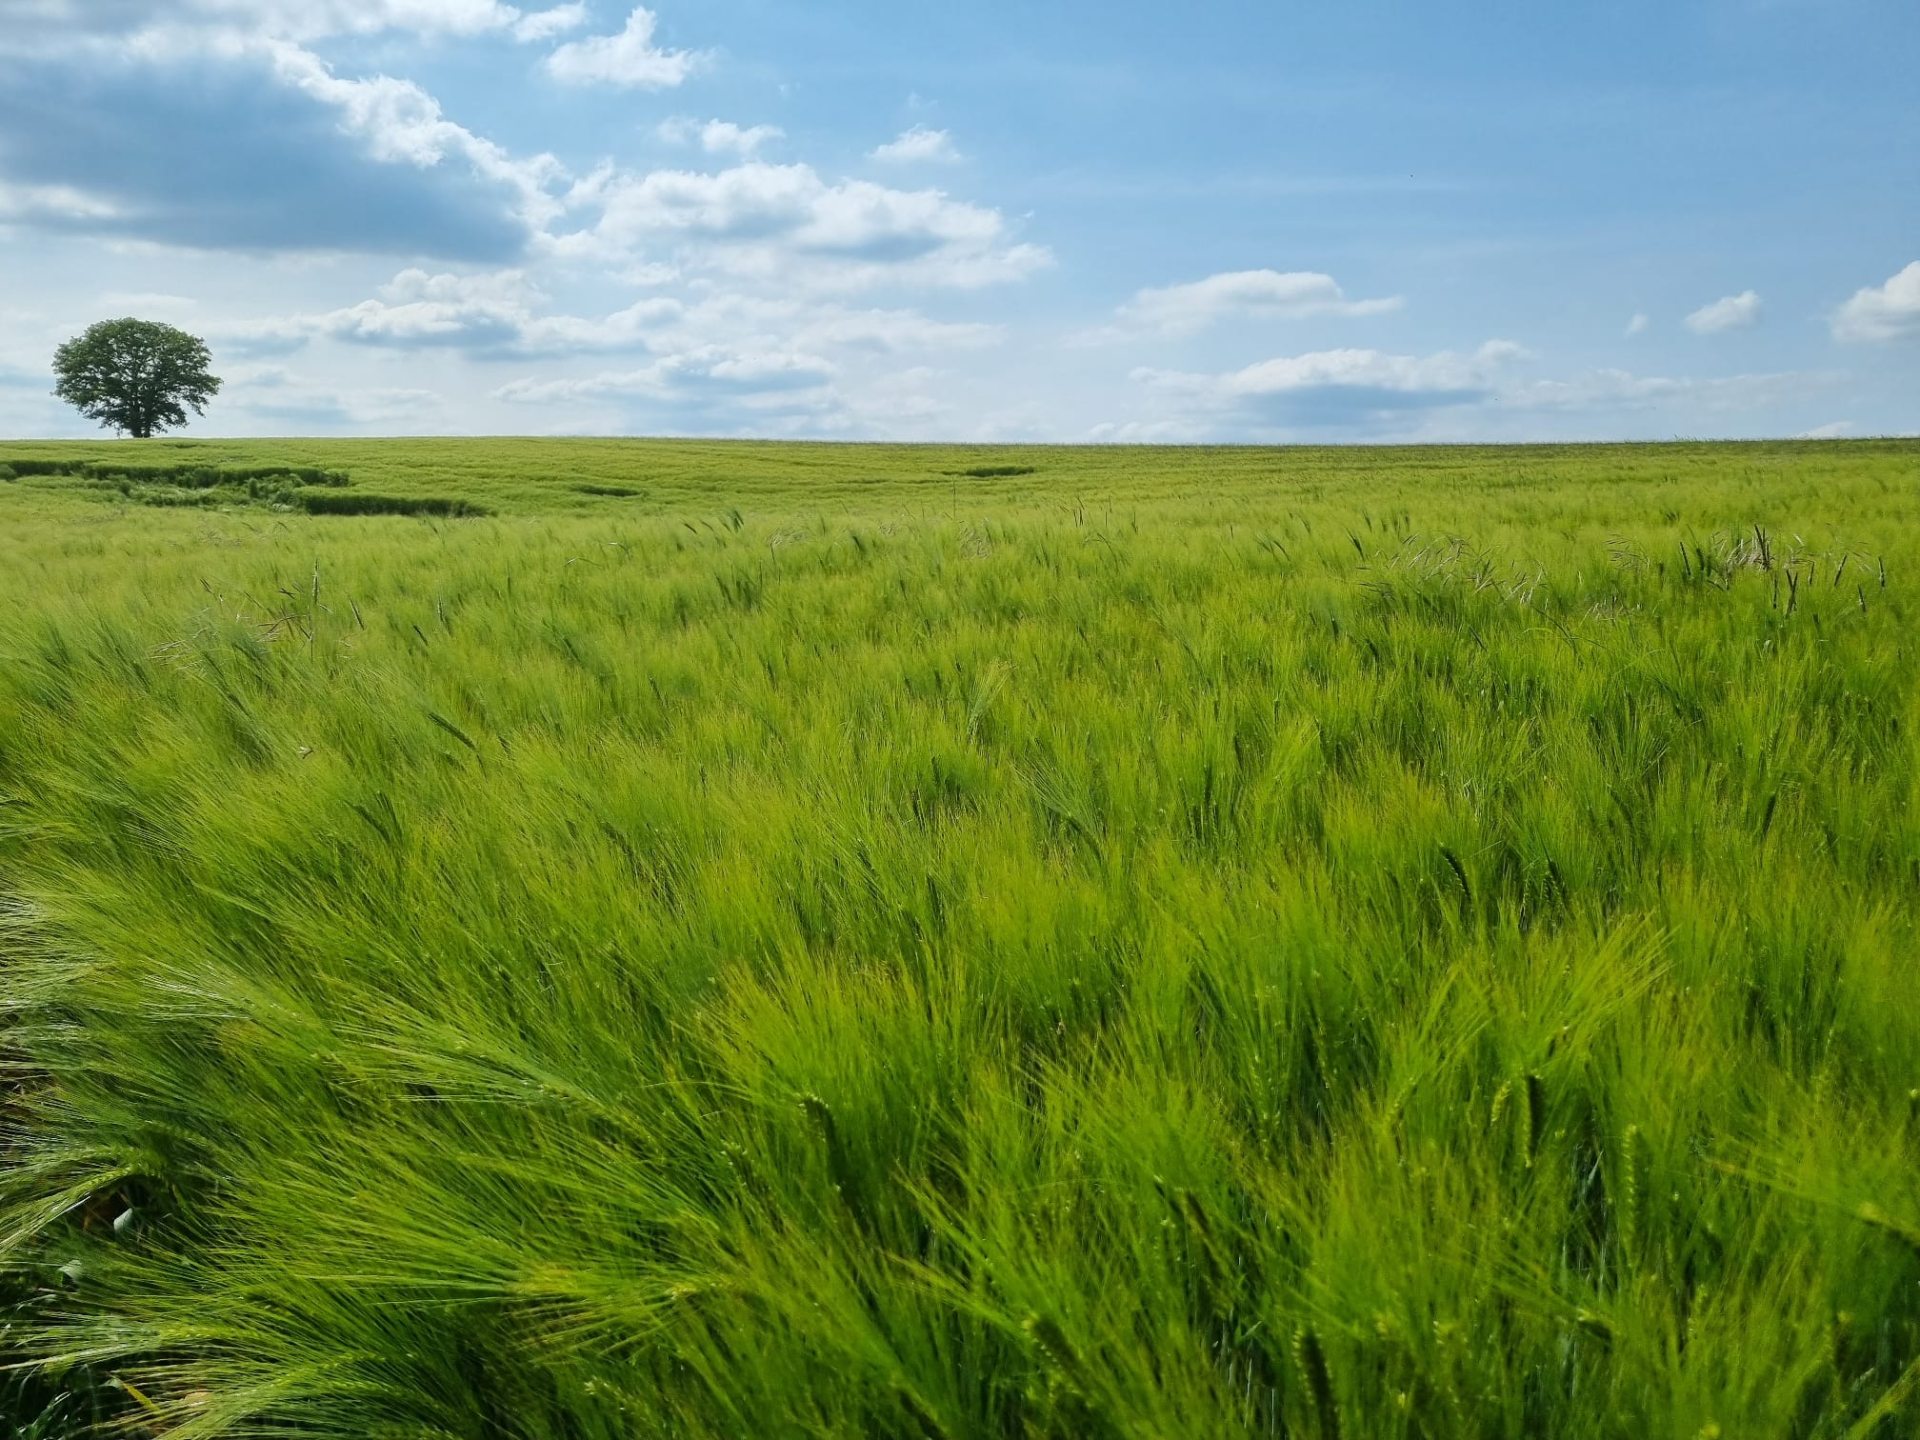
[52,319,222,439]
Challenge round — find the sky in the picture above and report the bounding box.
[1,0,1916,443]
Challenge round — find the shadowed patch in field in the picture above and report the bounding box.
[12,458,488,517]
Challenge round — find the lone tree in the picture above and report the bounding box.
[53,319,222,438]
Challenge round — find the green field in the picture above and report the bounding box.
[1,438,1917,1438]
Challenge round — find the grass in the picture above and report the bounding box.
[0,436,1916,1438]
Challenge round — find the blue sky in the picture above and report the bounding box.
[2,0,1916,441]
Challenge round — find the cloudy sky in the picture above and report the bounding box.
[1,0,1916,442]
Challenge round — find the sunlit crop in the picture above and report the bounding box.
[2,437,1916,1438]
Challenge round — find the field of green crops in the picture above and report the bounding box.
[1,437,1917,1439]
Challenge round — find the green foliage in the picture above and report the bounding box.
[50,319,222,439]
[0,437,1916,1438]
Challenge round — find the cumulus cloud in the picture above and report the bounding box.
[1503,367,1822,414]
[1135,341,1526,425]
[770,303,1000,353]
[223,0,522,39]
[1685,290,1762,334]
[1122,348,1831,442]
[511,3,586,41]
[2,3,1047,308]
[212,361,448,433]
[489,343,985,440]
[0,53,536,258]
[279,268,545,349]
[0,9,579,258]
[548,162,1051,290]
[97,291,200,317]
[222,267,1006,366]
[1625,313,1650,337]
[1797,421,1855,439]
[1832,261,1920,343]
[658,118,785,158]
[495,348,837,405]
[229,380,447,432]
[1113,269,1402,337]
[1085,418,1217,444]
[0,178,121,223]
[2,0,576,49]
[220,268,647,356]
[264,43,567,228]
[545,6,701,89]
[0,0,579,257]
[871,127,961,165]
[0,0,1052,441]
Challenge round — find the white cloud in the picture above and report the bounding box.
[314,268,545,347]
[224,268,1005,366]
[549,161,1051,291]
[231,379,447,431]
[512,3,586,42]
[1122,342,1525,437]
[97,291,200,317]
[1797,421,1854,439]
[1504,367,1821,413]
[1685,290,1762,335]
[511,295,912,362]
[494,347,838,406]
[619,262,682,286]
[1124,343,1829,441]
[261,40,569,231]
[1625,313,1650,337]
[545,6,701,89]
[5,4,1044,298]
[840,366,953,426]
[490,339,1000,440]
[0,14,581,259]
[1,0,1053,442]
[248,0,521,38]
[775,304,999,353]
[1085,418,1217,443]
[1832,261,1920,343]
[224,268,661,355]
[3,0,566,49]
[0,179,120,221]
[658,118,785,158]
[1136,340,1525,414]
[1112,269,1402,337]
[871,126,962,165]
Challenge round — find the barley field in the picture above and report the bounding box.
[1,438,1916,1439]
